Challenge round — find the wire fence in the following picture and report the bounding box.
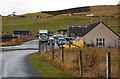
[39,41,119,78]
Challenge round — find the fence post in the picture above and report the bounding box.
[50,40,54,60]
[38,40,41,53]
[52,43,54,60]
[119,48,120,79]
[50,40,52,51]
[106,52,111,79]
[42,42,44,51]
[45,43,47,52]
[79,50,83,76]
[61,45,64,62]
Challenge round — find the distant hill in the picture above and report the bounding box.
[14,5,119,17]
[41,5,118,16]
[2,5,119,34]
[41,6,91,16]
[17,12,52,18]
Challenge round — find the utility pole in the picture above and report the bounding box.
[12,12,15,45]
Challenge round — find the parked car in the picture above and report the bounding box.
[62,39,85,48]
[57,37,67,45]
[48,36,55,46]
[53,34,57,39]
[56,34,64,39]
[39,30,48,41]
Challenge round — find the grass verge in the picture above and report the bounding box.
[29,52,72,77]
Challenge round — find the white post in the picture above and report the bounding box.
[106,52,111,79]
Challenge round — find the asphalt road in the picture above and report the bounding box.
[0,39,59,78]
[0,51,2,78]
[0,39,40,77]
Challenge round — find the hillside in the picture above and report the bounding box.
[2,5,119,34]
[41,6,91,15]
[42,5,119,16]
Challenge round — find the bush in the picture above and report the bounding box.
[86,43,94,47]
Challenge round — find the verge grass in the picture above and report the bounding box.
[30,52,72,77]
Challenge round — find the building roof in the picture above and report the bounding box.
[69,22,119,37]
[68,22,100,37]
[57,29,67,32]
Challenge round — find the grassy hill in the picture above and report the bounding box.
[2,5,119,34]
[42,5,118,16]
[41,6,91,15]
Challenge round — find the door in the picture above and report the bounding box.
[96,38,105,47]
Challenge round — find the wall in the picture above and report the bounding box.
[83,23,119,47]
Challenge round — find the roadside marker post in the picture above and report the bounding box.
[106,52,111,79]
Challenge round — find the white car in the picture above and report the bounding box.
[57,37,67,45]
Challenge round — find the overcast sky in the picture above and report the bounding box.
[0,0,119,16]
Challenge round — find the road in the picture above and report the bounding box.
[0,39,40,78]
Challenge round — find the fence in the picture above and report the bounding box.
[38,41,118,78]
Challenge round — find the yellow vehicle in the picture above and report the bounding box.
[62,39,85,48]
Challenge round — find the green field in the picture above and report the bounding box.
[2,5,119,34]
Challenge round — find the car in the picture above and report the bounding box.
[39,30,48,41]
[48,36,55,46]
[57,37,67,45]
[62,39,85,48]
[56,34,64,39]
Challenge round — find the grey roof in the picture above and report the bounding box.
[68,22,101,37]
[69,24,88,28]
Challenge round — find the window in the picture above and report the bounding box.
[96,38,105,47]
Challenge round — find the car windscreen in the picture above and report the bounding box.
[59,39,65,41]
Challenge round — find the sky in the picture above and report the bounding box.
[0,0,119,16]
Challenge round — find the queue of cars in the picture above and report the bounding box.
[48,34,67,46]
[39,30,85,48]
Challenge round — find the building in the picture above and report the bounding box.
[13,30,33,38]
[68,22,119,47]
[8,14,16,16]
